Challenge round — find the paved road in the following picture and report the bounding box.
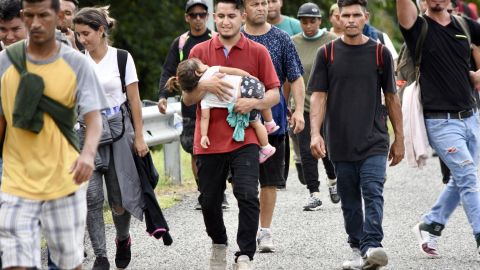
[80,156,479,270]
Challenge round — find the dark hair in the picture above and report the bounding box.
[22,0,60,12]
[64,0,78,7]
[0,0,22,21]
[337,0,368,10]
[216,0,244,11]
[73,6,115,37]
[166,58,202,93]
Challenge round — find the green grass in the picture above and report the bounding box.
[150,145,197,190]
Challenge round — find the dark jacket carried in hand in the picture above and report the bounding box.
[132,152,173,246]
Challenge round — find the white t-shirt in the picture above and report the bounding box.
[86,46,138,108]
[200,66,242,109]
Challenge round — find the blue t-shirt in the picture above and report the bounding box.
[276,16,302,36]
[242,26,304,135]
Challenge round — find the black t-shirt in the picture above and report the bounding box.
[308,38,396,162]
[400,15,480,111]
[158,29,213,119]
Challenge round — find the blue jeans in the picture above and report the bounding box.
[334,155,387,255]
[423,113,480,235]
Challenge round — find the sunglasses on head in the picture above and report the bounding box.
[188,12,208,19]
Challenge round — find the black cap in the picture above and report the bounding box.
[297,3,322,18]
[185,0,208,12]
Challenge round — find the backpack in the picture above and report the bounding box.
[117,48,128,93]
[322,39,385,76]
[178,31,216,61]
[396,15,471,85]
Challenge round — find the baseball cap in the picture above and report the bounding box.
[185,0,208,12]
[297,3,322,18]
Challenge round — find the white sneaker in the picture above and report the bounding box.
[257,229,275,252]
[342,248,363,270]
[412,223,441,258]
[209,244,227,270]
[233,255,252,270]
[303,192,322,211]
[363,247,388,269]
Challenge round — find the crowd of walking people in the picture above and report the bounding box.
[0,0,480,269]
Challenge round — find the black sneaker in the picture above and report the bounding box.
[92,257,110,270]
[115,236,132,269]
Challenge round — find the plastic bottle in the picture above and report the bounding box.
[174,113,183,134]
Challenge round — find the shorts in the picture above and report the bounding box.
[259,135,286,188]
[180,117,195,154]
[240,76,265,121]
[0,186,87,269]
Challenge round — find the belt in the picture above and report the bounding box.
[101,106,121,116]
[424,108,477,120]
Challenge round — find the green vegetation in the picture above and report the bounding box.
[76,0,480,102]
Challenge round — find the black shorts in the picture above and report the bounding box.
[240,76,265,121]
[180,117,195,154]
[259,135,286,188]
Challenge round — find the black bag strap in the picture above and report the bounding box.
[453,15,471,45]
[117,49,128,93]
[414,16,429,81]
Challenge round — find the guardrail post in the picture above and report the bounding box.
[142,99,182,185]
[164,141,182,185]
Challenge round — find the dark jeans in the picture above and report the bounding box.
[298,112,336,193]
[196,145,260,260]
[334,155,387,255]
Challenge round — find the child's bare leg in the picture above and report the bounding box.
[261,108,279,134]
[250,120,269,147]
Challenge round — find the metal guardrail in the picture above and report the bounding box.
[142,100,183,185]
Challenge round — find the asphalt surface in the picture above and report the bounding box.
[78,156,480,270]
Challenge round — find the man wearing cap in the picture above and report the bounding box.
[158,0,230,211]
[291,2,340,212]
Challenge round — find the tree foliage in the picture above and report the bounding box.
[78,0,480,100]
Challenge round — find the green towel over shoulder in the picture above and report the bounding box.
[226,102,250,142]
[5,41,79,151]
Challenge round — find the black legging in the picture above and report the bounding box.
[298,112,336,194]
